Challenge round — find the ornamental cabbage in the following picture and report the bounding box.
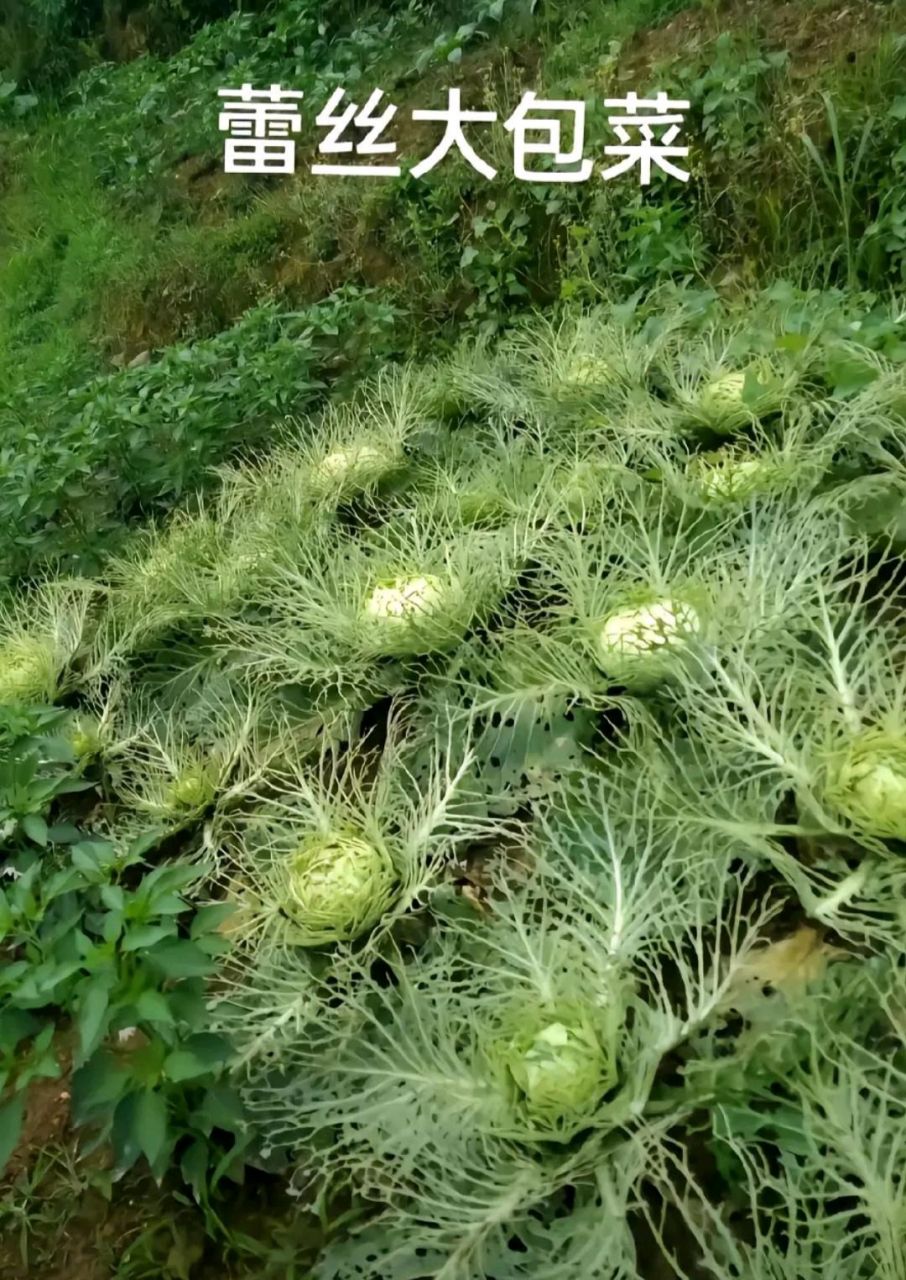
[311,444,402,497]
[166,765,218,813]
[594,596,701,688]
[456,489,512,525]
[492,1006,617,1140]
[67,714,102,761]
[282,832,398,946]
[362,573,464,656]
[562,354,619,390]
[692,364,784,433]
[688,448,783,504]
[0,636,59,706]
[555,459,612,519]
[825,728,906,840]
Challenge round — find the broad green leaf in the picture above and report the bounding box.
[145,940,217,979]
[134,989,175,1025]
[122,922,178,952]
[77,979,111,1061]
[180,1137,210,1203]
[131,1089,170,1166]
[163,1034,232,1083]
[190,903,238,938]
[199,1083,246,1133]
[0,1094,25,1175]
[21,814,48,846]
[72,1051,130,1122]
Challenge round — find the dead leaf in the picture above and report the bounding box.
[721,926,846,1013]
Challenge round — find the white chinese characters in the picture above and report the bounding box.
[313,88,401,177]
[217,86,691,184]
[410,88,497,180]
[504,92,593,183]
[601,93,691,185]
[217,83,305,174]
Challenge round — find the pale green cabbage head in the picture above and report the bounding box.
[562,354,618,389]
[67,714,102,761]
[554,459,615,519]
[492,1007,617,1139]
[362,573,464,656]
[365,575,445,622]
[283,832,398,945]
[693,364,784,433]
[0,636,59,706]
[166,765,218,813]
[689,448,782,503]
[311,444,401,497]
[456,489,512,525]
[594,597,701,688]
[825,729,906,840]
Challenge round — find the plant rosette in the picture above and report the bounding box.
[66,713,103,761]
[165,763,220,814]
[0,635,60,706]
[823,727,906,841]
[559,353,621,393]
[486,1002,619,1142]
[426,380,472,422]
[280,831,399,946]
[687,362,786,434]
[361,572,472,657]
[310,443,404,499]
[591,590,706,690]
[455,488,514,526]
[686,447,786,505]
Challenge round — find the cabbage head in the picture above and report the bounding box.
[692,363,784,433]
[362,574,463,657]
[594,596,702,689]
[489,1005,618,1140]
[0,636,59,706]
[283,832,398,945]
[311,443,402,497]
[166,764,218,813]
[825,728,906,840]
[688,448,783,504]
[562,354,619,390]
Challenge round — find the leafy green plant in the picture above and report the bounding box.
[0,290,406,582]
[0,706,250,1211]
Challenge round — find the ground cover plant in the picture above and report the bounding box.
[3,1,906,1277]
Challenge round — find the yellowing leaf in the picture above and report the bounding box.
[722,926,845,1013]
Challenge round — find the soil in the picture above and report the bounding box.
[4,1077,73,1188]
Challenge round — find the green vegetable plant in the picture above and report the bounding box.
[0,708,248,1209]
[0,579,96,708]
[215,712,508,957]
[218,763,782,1277]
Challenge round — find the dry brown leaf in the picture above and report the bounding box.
[721,925,846,1012]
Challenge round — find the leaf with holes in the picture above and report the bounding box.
[464,695,597,815]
